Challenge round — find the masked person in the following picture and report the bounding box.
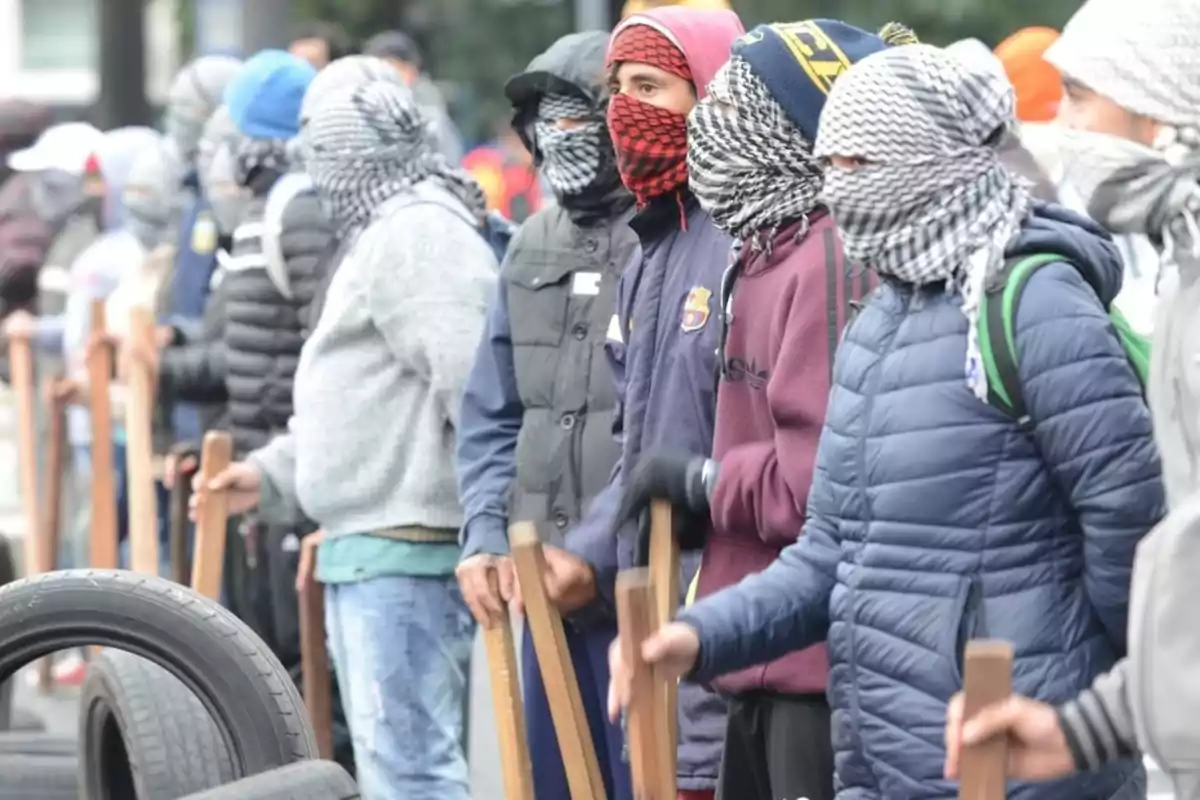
[161,55,242,460]
[507,8,741,799]
[610,42,1167,799]
[617,20,905,800]
[453,30,639,800]
[943,1,1200,794]
[197,80,496,800]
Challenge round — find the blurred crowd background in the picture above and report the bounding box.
[6,0,1079,149]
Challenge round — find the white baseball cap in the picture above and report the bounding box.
[7,122,105,174]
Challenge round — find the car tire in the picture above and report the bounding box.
[0,570,319,781]
[0,732,75,756]
[177,760,359,799]
[80,649,237,799]
[0,754,78,799]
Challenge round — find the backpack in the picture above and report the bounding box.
[261,172,314,300]
[977,252,1151,429]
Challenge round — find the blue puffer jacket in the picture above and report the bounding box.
[679,205,1166,799]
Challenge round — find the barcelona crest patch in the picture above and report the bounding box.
[681,286,712,333]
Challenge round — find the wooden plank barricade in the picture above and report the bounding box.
[616,569,675,800]
[647,499,679,773]
[481,568,534,800]
[88,300,119,572]
[190,431,232,601]
[169,455,196,586]
[298,534,334,758]
[124,307,158,575]
[36,382,66,689]
[509,522,605,800]
[958,640,1014,800]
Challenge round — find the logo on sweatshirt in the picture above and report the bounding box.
[681,286,713,333]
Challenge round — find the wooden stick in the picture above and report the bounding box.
[168,457,195,586]
[482,569,534,800]
[8,333,39,581]
[617,569,676,800]
[9,334,44,688]
[509,522,605,800]
[648,498,679,778]
[958,640,1014,800]
[36,386,66,690]
[88,300,118,571]
[298,534,333,759]
[190,431,232,601]
[124,307,158,575]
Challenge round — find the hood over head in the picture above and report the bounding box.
[506,31,628,213]
[165,55,243,167]
[605,7,744,206]
[609,7,744,99]
[94,127,164,232]
[1007,202,1124,306]
[123,140,184,248]
[303,81,486,238]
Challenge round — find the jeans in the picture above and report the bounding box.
[324,575,474,800]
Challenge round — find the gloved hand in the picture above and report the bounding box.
[613,453,718,561]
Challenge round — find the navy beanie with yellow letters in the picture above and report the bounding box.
[733,20,917,141]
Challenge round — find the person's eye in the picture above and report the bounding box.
[636,82,657,98]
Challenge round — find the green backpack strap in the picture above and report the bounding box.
[977,253,1068,429]
[978,252,1152,429]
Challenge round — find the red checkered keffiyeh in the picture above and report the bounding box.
[606,23,692,206]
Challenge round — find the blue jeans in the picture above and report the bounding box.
[324,575,474,800]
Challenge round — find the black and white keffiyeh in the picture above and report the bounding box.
[233,137,290,187]
[302,81,486,237]
[688,57,824,244]
[814,43,1032,401]
[533,94,605,198]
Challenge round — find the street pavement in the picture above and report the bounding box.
[0,387,1175,798]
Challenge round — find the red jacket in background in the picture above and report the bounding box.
[697,211,872,696]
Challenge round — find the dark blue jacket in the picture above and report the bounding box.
[679,206,1165,799]
[167,173,221,443]
[566,192,732,789]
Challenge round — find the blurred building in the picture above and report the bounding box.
[0,0,178,110]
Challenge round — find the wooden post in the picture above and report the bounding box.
[124,307,158,575]
[298,534,333,759]
[509,522,605,800]
[190,431,232,601]
[8,332,39,579]
[958,640,1014,800]
[648,499,679,775]
[88,300,118,571]
[9,333,45,687]
[616,569,674,800]
[35,386,66,690]
[482,569,534,800]
[168,458,196,585]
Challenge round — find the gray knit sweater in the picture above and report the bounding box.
[249,181,496,537]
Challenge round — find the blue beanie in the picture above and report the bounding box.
[224,50,316,140]
[734,20,908,141]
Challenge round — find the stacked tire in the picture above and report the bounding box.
[0,569,357,798]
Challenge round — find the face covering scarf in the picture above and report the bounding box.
[606,22,692,207]
[814,44,1032,403]
[533,94,605,199]
[234,137,289,187]
[688,56,824,244]
[303,81,486,238]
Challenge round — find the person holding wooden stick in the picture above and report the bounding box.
[609,21,914,800]
[610,42,1166,800]
[454,30,639,800]
[196,80,496,800]
[512,9,744,799]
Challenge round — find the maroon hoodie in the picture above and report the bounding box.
[697,210,870,696]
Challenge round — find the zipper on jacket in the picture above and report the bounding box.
[955,578,984,679]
